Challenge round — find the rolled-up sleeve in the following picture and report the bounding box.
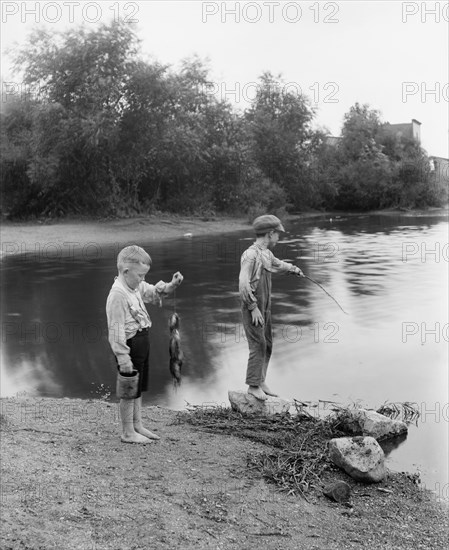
[270,252,298,274]
[140,280,167,306]
[106,293,133,369]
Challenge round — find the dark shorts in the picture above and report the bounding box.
[116,328,150,397]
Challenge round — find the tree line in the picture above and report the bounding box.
[1,21,446,219]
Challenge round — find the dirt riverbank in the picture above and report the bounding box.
[1,396,447,550]
[1,208,446,256]
[0,214,252,256]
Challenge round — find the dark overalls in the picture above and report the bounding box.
[241,264,273,386]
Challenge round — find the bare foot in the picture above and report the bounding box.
[134,426,160,440]
[247,386,267,401]
[121,433,152,444]
[260,383,278,397]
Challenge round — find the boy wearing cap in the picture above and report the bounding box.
[239,215,304,400]
[106,245,183,443]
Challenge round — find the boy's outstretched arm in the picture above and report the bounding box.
[271,253,304,276]
[140,272,184,304]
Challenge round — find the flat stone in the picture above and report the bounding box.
[228,391,292,416]
[340,409,408,440]
[328,436,387,483]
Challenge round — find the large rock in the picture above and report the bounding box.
[228,391,292,416]
[340,409,408,440]
[328,436,386,483]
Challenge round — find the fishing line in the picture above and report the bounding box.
[297,273,348,315]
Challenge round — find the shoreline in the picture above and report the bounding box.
[1,208,447,258]
[0,213,253,255]
[1,395,447,550]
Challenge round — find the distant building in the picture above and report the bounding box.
[380,119,422,144]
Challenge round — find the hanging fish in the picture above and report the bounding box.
[168,313,183,387]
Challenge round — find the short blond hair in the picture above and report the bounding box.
[117,245,152,272]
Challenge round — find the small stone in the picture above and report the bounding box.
[228,391,292,416]
[323,481,351,502]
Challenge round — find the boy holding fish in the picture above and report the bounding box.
[239,215,304,400]
[106,245,183,444]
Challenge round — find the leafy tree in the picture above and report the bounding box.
[339,103,382,161]
[377,132,438,207]
[244,72,319,209]
[305,132,340,209]
[147,58,247,214]
[12,22,138,113]
[331,103,393,210]
[114,60,171,211]
[0,96,36,216]
[6,21,141,216]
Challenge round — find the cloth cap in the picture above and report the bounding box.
[252,214,285,234]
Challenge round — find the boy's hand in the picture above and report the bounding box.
[120,364,133,374]
[291,266,304,277]
[171,272,184,287]
[251,307,264,327]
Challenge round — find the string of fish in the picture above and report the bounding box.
[168,288,183,387]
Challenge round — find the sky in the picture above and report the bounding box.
[1,0,448,157]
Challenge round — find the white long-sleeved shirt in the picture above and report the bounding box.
[106,277,167,369]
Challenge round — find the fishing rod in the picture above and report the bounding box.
[295,272,349,315]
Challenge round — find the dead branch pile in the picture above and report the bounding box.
[175,405,345,497]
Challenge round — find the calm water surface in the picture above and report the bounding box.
[1,214,448,495]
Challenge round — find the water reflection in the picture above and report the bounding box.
[380,433,409,457]
[1,214,447,490]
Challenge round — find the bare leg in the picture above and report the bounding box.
[260,314,276,396]
[133,396,160,440]
[120,398,151,444]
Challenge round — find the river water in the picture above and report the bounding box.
[1,213,448,497]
